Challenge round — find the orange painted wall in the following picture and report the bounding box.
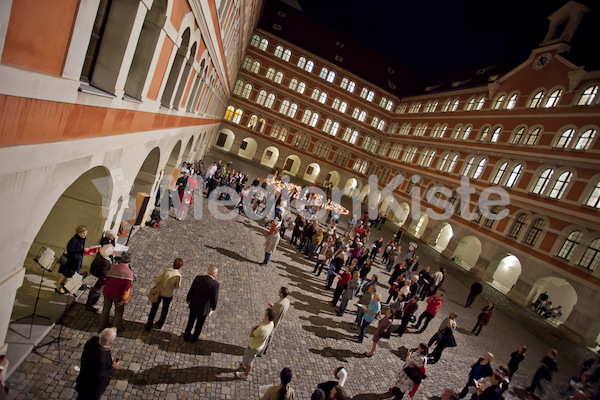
[147,39,175,101]
[0,95,218,147]
[170,0,191,32]
[2,0,79,75]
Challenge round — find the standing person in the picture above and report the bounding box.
[184,266,219,343]
[353,284,375,329]
[236,308,275,381]
[330,268,351,307]
[98,253,133,333]
[472,302,494,336]
[378,213,387,229]
[370,238,384,261]
[418,267,432,300]
[356,293,381,343]
[413,292,444,333]
[428,312,457,347]
[75,328,119,400]
[393,227,403,245]
[396,296,419,337]
[526,348,558,395]
[429,321,457,364]
[389,343,429,400]
[262,227,281,265]
[431,268,445,295]
[260,367,297,400]
[344,216,357,237]
[465,281,483,308]
[457,353,495,398]
[145,258,183,332]
[364,308,394,357]
[85,244,114,312]
[507,346,527,378]
[261,287,291,355]
[337,271,360,316]
[56,225,89,294]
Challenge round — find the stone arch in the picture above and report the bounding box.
[214,129,235,152]
[526,276,577,325]
[303,162,321,183]
[360,184,370,201]
[324,170,341,187]
[282,155,301,176]
[452,235,482,270]
[343,178,359,196]
[124,147,161,227]
[165,140,182,175]
[260,146,279,168]
[489,253,522,294]
[182,136,194,162]
[408,211,428,238]
[429,222,454,252]
[28,166,113,261]
[238,137,258,160]
[392,202,410,225]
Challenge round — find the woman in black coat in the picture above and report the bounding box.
[56,225,88,294]
[75,328,119,400]
[457,353,494,398]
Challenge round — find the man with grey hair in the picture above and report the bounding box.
[75,328,119,400]
[184,266,219,343]
[85,244,114,312]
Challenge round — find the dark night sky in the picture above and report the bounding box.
[295,0,596,78]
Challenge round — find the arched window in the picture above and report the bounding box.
[297,82,306,94]
[251,60,261,74]
[371,116,380,128]
[319,67,329,79]
[508,213,528,239]
[493,95,505,110]
[447,154,459,173]
[318,92,327,104]
[242,83,252,99]
[367,91,375,102]
[529,90,545,108]
[232,108,243,124]
[451,99,459,111]
[288,78,298,91]
[442,99,452,112]
[274,45,283,58]
[438,153,449,171]
[331,122,340,136]
[274,71,284,84]
[250,34,260,47]
[462,126,472,140]
[465,97,476,111]
[358,111,367,122]
[309,112,319,127]
[370,139,379,153]
[524,218,545,246]
[505,164,523,188]
[224,105,235,121]
[585,181,600,208]
[475,97,486,110]
[525,127,541,145]
[332,98,340,110]
[545,89,562,107]
[578,85,598,106]
[247,115,258,129]
[305,60,314,72]
[377,120,386,131]
[301,109,312,124]
[350,130,359,144]
[439,125,447,138]
[265,93,275,109]
[506,93,518,109]
[288,103,298,118]
[348,81,356,93]
[360,87,368,99]
[579,238,600,271]
[322,118,332,133]
[491,162,509,184]
[380,97,388,108]
[256,90,267,106]
[490,127,502,142]
[233,80,243,95]
[548,171,572,199]
[462,156,475,176]
[313,141,324,156]
[340,77,349,89]
[532,168,554,195]
[573,129,596,150]
[259,38,268,51]
[310,88,320,100]
[327,70,336,83]
[266,67,275,80]
[557,231,582,261]
[282,49,291,61]
[339,101,348,113]
[510,127,526,144]
[242,57,251,70]
[362,136,371,150]
[478,126,490,142]
[472,158,487,179]
[279,99,290,115]
[297,57,306,69]
[554,128,575,148]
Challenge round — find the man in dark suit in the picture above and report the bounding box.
[184,266,219,343]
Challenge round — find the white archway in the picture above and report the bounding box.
[215,129,235,152]
[343,178,358,196]
[360,184,370,202]
[392,202,410,225]
[430,222,454,252]
[238,137,258,160]
[282,155,301,176]
[325,170,341,187]
[182,136,194,162]
[303,162,321,183]
[452,235,482,270]
[489,254,522,294]
[409,211,428,238]
[526,276,577,324]
[260,146,279,168]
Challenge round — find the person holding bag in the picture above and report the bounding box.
[56,225,89,294]
[99,253,133,333]
[390,343,429,399]
[145,258,183,332]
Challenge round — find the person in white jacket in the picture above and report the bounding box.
[145,258,183,331]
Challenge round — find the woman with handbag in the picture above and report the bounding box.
[56,225,89,294]
[145,258,183,332]
[364,308,394,357]
[390,343,429,399]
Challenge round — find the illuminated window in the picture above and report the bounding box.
[352,108,360,119]
[265,93,275,109]
[367,91,375,102]
[251,60,261,74]
[371,116,379,128]
[288,103,297,118]
[256,90,267,106]
[511,127,526,144]
[490,127,501,142]
[332,98,340,110]
[224,105,234,120]
[327,70,336,83]
[462,126,472,140]
[339,101,348,113]
[358,111,367,122]
[529,90,544,108]
[554,128,575,148]
[288,78,298,91]
[310,88,320,100]
[544,89,562,107]
[491,162,508,184]
[309,112,319,127]
[250,35,259,47]
[493,95,505,110]
[548,171,572,199]
[242,83,252,99]
[506,93,518,109]
[573,129,596,150]
[301,109,311,124]
[242,57,251,70]
[340,78,349,89]
[478,126,490,142]
[265,68,275,80]
[297,82,306,94]
[232,108,243,124]
[532,168,553,195]
[360,87,368,99]
[525,127,541,145]
[233,80,243,96]
[447,154,459,173]
[465,97,475,111]
[274,71,284,84]
[348,81,355,93]
[451,99,459,111]
[319,67,328,79]
[386,100,394,111]
[505,164,523,188]
[585,181,600,208]
[305,60,314,73]
[472,158,487,179]
[297,57,306,69]
[462,156,475,176]
[274,45,283,58]
[282,49,291,61]
[259,38,268,51]
[578,85,598,106]
[331,122,340,136]
[579,239,600,271]
[318,92,327,104]
[279,100,290,115]
[475,97,485,110]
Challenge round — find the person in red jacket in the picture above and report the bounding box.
[99,253,133,333]
[330,268,352,308]
[412,292,444,333]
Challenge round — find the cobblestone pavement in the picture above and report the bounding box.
[7,149,595,400]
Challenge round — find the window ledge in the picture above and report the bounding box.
[122,94,142,103]
[78,83,116,99]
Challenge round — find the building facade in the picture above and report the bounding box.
[216,2,600,345]
[0,0,263,354]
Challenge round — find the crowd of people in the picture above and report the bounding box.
[532,291,564,320]
[40,159,600,400]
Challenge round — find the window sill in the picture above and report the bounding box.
[78,83,116,99]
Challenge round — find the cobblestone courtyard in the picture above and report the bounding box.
[6,150,595,399]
